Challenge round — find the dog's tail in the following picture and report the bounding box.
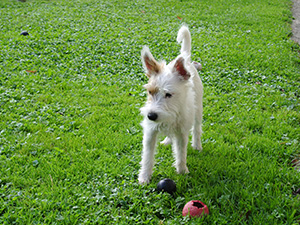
[177,25,191,55]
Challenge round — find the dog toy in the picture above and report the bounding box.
[182,200,209,218]
[156,178,176,195]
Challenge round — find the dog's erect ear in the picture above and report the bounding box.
[173,57,190,80]
[141,46,161,77]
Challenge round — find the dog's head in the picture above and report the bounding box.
[140,46,193,127]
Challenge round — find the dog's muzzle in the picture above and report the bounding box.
[147,112,158,121]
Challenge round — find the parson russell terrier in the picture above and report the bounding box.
[138,26,203,184]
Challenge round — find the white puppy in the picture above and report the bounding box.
[138,26,203,184]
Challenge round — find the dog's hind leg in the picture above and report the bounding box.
[160,136,172,146]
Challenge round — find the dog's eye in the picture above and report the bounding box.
[165,93,172,98]
[148,91,152,95]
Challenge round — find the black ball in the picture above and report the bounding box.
[157,178,176,194]
[20,31,29,36]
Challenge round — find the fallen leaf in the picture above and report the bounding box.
[177,16,182,20]
[26,70,37,73]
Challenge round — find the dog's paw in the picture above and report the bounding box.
[160,137,172,146]
[138,178,150,185]
[177,166,189,174]
[138,174,151,185]
[192,139,202,151]
[192,143,202,151]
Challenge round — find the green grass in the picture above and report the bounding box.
[1,0,300,224]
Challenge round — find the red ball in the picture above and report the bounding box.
[182,200,209,218]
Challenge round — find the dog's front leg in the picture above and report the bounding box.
[173,133,189,174]
[138,128,158,184]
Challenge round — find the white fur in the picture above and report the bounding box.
[138,25,203,184]
[177,25,191,56]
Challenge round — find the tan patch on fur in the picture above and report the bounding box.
[144,80,159,102]
[146,85,159,95]
[145,62,164,78]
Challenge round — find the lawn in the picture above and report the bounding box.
[1,0,300,224]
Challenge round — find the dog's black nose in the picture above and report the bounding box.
[147,112,158,121]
